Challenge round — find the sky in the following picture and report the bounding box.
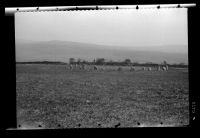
[15,8,188,53]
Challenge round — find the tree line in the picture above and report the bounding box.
[69,58,188,67]
[15,58,188,68]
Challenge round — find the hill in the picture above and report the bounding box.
[16,40,188,64]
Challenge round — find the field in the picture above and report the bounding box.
[16,64,189,128]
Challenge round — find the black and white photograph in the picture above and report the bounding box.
[13,5,191,129]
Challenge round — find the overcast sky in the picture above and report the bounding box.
[15,8,188,53]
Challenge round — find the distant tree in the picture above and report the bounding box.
[124,59,131,65]
[93,59,96,65]
[69,58,75,64]
[133,62,139,66]
[106,60,113,65]
[145,62,157,67]
[96,58,105,65]
[77,58,82,64]
[82,60,87,64]
[163,60,168,65]
[171,63,187,68]
[179,62,185,65]
[146,62,153,64]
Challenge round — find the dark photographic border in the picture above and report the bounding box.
[3,0,198,131]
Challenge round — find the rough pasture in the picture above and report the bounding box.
[16,64,189,128]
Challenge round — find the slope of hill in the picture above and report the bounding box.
[15,40,188,64]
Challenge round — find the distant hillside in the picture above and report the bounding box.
[16,61,67,65]
[15,40,188,64]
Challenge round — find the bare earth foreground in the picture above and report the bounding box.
[16,64,189,128]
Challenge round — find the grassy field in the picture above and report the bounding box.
[16,64,189,128]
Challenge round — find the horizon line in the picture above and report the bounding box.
[16,38,188,48]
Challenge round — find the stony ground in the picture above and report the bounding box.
[16,64,189,128]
